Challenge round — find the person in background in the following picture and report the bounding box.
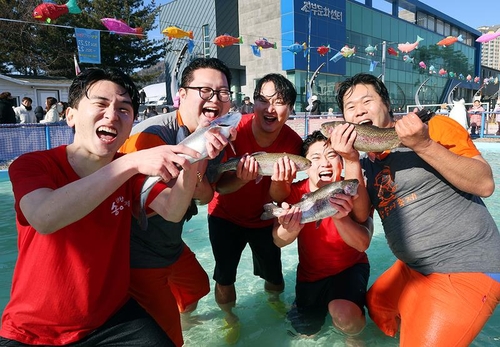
[161,106,170,114]
[272,130,373,339]
[143,106,158,119]
[0,67,209,346]
[34,105,45,123]
[309,95,321,115]
[39,97,59,123]
[56,101,68,121]
[330,73,500,347]
[120,57,236,347]
[436,103,449,116]
[467,98,485,135]
[239,96,254,114]
[0,92,16,124]
[207,73,303,344]
[493,98,500,135]
[14,97,36,123]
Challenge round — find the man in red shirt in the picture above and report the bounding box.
[208,73,303,343]
[272,130,373,338]
[0,68,226,346]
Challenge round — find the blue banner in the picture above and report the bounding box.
[75,28,101,64]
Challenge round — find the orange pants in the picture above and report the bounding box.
[367,260,500,347]
[129,245,210,347]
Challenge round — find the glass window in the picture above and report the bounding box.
[416,12,427,28]
[427,16,435,31]
[444,23,451,36]
[436,19,444,35]
[202,24,210,58]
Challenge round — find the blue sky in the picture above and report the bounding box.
[420,0,499,29]
[154,1,500,32]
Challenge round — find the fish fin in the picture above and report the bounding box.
[250,151,267,156]
[66,0,82,14]
[255,175,263,184]
[228,139,236,155]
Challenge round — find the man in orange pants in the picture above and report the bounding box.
[329,73,500,346]
[120,58,235,347]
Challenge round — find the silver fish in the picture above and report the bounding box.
[138,111,242,229]
[260,179,359,224]
[210,152,311,180]
[320,120,402,152]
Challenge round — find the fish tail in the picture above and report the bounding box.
[188,30,194,39]
[66,0,82,14]
[260,203,282,220]
[135,27,144,37]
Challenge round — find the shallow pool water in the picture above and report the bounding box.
[1,142,499,346]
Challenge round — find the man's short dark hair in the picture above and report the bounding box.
[180,58,232,88]
[253,73,297,106]
[336,73,392,118]
[68,68,140,117]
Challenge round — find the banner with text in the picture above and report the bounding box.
[75,28,101,64]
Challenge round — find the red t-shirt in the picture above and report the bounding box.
[1,146,147,345]
[287,179,368,283]
[208,114,303,228]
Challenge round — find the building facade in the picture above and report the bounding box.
[160,0,489,112]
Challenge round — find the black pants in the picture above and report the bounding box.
[0,299,174,347]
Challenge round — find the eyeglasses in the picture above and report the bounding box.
[182,86,232,103]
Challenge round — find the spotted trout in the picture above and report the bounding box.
[260,179,359,224]
[320,121,402,153]
[209,152,312,182]
[138,111,242,229]
[320,109,435,153]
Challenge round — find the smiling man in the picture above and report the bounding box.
[271,130,373,339]
[329,73,500,347]
[207,73,303,343]
[119,58,235,347]
[0,68,214,346]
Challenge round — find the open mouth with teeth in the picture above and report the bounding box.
[203,107,220,119]
[359,120,373,125]
[263,114,278,123]
[318,170,333,180]
[97,126,117,143]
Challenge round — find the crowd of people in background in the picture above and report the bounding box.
[0,92,68,124]
[0,62,498,347]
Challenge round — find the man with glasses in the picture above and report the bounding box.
[120,58,235,347]
[207,73,303,343]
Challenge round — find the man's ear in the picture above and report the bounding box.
[66,107,75,127]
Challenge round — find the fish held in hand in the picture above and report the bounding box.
[209,152,311,182]
[320,120,402,152]
[138,112,242,229]
[261,179,359,224]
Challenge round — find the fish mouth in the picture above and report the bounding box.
[96,125,117,143]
